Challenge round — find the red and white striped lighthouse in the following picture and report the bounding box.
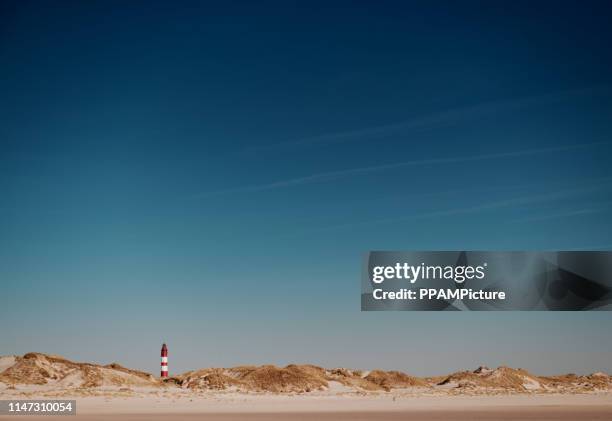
[160,343,168,378]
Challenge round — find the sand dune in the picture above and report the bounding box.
[2,354,611,420]
[1,353,610,396]
[0,353,157,389]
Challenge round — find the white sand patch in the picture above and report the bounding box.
[55,371,84,388]
[324,381,353,393]
[522,376,541,390]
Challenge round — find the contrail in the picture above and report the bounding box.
[195,141,610,197]
[316,180,612,232]
[246,86,610,152]
[511,208,604,223]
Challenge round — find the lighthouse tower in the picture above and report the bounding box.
[160,343,168,378]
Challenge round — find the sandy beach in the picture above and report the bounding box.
[1,393,612,420]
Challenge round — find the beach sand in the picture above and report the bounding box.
[1,393,611,420]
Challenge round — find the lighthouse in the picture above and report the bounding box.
[160,343,168,378]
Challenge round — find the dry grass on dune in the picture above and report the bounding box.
[175,364,430,393]
[364,370,429,391]
[0,353,158,388]
[178,364,328,393]
[436,366,612,393]
[539,372,612,393]
[437,366,543,391]
[326,368,384,391]
[1,353,611,395]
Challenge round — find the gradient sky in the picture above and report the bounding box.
[1,1,612,377]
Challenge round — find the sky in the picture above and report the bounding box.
[1,0,612,376]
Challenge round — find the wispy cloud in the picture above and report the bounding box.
[511,208,605,223]
[567,244,612,251]
[195,141,610,198]
[317,181,612,232]
[247,86,609,153]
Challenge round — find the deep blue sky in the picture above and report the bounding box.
[1,1,612,376]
